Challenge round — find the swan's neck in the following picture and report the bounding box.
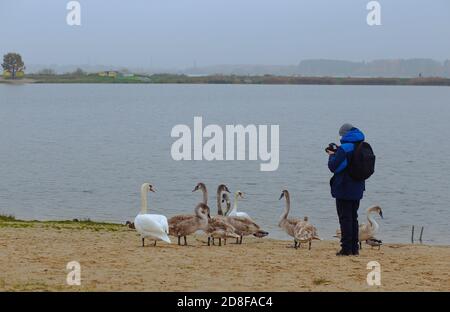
[230,193,239,214]
[217,189,223,216]
[279,194,290,222]
[140,187,148,214]
[202,188,208,205]
[224,201,231,216]
[367,212,379,233]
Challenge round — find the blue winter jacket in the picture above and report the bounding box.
[328,128,366,200]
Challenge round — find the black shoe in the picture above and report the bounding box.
[336,249,352,256]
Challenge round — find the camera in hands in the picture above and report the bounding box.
[325,143,338,154]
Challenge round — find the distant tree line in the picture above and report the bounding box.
[186,59,450,78]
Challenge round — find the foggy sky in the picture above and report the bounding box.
[1,0,449,69]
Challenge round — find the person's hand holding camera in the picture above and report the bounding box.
[325,143,338,155]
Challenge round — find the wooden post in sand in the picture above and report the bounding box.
[411,225,415,244]
[419,226,424,243]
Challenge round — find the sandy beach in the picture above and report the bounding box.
[0,219,449,291]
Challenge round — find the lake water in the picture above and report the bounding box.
[1,84,449,245]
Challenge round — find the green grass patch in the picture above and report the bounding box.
[0,214,125,232]
[0,214,16,221]
[312,278,331,286]
[7,281,72,291]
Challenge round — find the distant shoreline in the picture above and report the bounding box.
[1,74,450,86]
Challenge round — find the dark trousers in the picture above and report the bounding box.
[336,199,360,253]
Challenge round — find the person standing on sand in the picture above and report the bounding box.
[327,123,367,256]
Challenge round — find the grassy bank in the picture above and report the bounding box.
[2,74,450,86]
[0,214,124,232]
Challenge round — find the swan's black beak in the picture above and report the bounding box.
[379,211,384,219]
[192,188,197,192]
[279,192,284,200]
[225,187,230,193]
[207,213,211,220]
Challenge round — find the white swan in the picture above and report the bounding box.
[335,205,383,249]
[358,205,383,248]
[227,191,252,220]
[134,183,171,246]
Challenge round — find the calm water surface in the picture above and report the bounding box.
[1,84,449,244]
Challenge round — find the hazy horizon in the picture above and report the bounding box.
[1,0,449,69]
[21,57,450,71]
